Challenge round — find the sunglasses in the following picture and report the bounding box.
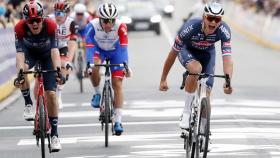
[27,17,43,24]
[206,16,222,23]
[101,18,115,25]
[76,13,84,16]
[55,11,66,17]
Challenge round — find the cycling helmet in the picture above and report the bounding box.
[74,3,87,14]
[22,1,44,19]
[54,0,70,13]
[204,1,224,17]
[98,3,118,19]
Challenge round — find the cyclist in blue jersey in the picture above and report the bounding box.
[160,2,233,130]
[85,3,131,136]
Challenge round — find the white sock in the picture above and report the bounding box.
[94,86,101,94]
[114,108,122,123]
[56,85,64,99]
[183,91,195,115]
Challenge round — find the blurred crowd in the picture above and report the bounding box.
[0,0,96,29]
[237,0,280,17]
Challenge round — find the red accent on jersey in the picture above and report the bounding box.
[14,20,26,40]
[45,18,57,36]
[118,23,128,46]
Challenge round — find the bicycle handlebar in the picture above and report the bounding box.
[180,72,231,90]
[86,62,129,75]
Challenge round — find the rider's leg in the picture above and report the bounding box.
[57,53,68,109]
[112,76,124,123]
[21,64,32,105]
[43,57,62,151]
[110,48,128,135]
[22,57,36,121]
[178,48,202,129]
[89,55,102,108]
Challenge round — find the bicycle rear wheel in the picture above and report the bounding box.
[196,98,210,158]
[38,96,46,158]
[77,52,84,93]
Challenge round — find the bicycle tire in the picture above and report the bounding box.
[197,98,210,158]
[38,96,46,158]
[104,83,110,147]
[77,52,84,93]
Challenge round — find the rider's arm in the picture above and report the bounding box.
[14,21,25,72]
[85,23,97,64]
[220,23,233,79]
[67,21,79,62]
[160,49,178,82]
[161,22,190,81]
[118,23,129,63]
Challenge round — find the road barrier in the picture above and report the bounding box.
[0,28,17,102]
[224,1,280,50]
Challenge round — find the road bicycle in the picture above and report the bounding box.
[180,72,231,158]
[87,58,128,147]
[18,64,61,158]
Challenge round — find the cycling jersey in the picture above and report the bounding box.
[85,18,128,78]
[174,18,232,89]
[15,18,57,54]
[14,18,58,91]
[48,14,78,49]
[174,18,232,57]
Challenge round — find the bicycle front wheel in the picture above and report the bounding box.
[38,96,46,158]
[104,83,112,147]
[196,97,210,158]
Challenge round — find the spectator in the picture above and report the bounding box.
[0,0,6,28]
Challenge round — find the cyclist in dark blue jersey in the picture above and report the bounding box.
[160,1,233,130]
[13,1,64,152]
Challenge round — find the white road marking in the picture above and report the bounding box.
[0,121,178,130]
[61,98,280,109]
[17,133,179,146]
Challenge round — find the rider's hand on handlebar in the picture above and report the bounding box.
[124,67,132,78]
[223,83,233,94]
[56,68,66,85]
[159,80,169,91]
[64,61,73,71]
[14,69,25,88]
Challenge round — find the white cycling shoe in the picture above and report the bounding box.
[179,112,190,129]
[23,104,35,121]
[50,136,62,152]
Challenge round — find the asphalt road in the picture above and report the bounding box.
[1,0,280,158]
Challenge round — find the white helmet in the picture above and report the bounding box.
[204,1,224,17]
[98,3,118,19]
[74,3,86,14]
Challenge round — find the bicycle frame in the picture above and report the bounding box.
[34,74,51,137]
[192,78,208,142]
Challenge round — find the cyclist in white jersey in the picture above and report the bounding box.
[48,0,78,109]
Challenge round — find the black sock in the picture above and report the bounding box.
[21,89,33,105]
[49,117,58,137]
